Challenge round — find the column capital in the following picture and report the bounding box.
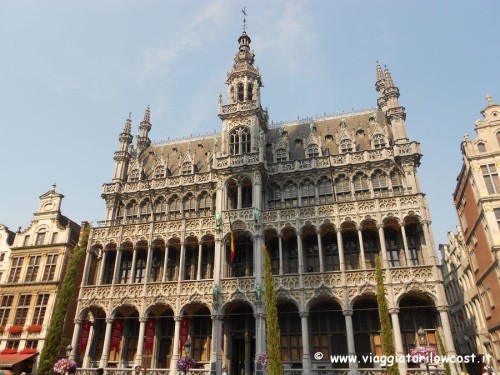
[74,318,82,324]
[299,311,309,318]
[211,314,224,321]
[174,315,183,322]
[388,308,400,314]
[342,309,353,316]
[139,317,148,323]
[437,305,449,312]
[105,317,114,324]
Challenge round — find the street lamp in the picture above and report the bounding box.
[184,339,191,356]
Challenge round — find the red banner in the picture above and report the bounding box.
[144,319,156,352]
[79,320,92,352]
[179,317,189,351]
[110,319,123,352]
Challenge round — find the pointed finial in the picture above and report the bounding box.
[486,94,493,106]
[124,114,132,134]
[219,92,223,104]
[384,67,393,87]
[144,105,151,123]
[376,62,384,81]
[464,132,469,141]
[242,7,248,32]
[51,183,56,192]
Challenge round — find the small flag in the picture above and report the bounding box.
[230,220,235,262]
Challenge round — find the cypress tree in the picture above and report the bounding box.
[38,223,91,375]
[263,245,283,375]
[375,255,400,375]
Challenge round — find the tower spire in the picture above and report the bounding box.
[137,105,152,154]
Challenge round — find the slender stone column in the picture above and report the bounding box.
[169,316,182,375]
[237,184,242,209]
[278,235,284,275]
[82,249,93,286]
[297,233,304,274]
[69,318,81,360]
[83,322,95,367]
[197,242,203,280]
[210,314,223,375]
[299,311,311,375]
[130,245,138,283]
[135,317,147,366]
[343,310,358,374]
[112,247,122,284]
[378,225,389,267]
[97,250,107,285]
[400,225,412,267]
[337,231,345,271]
[422,221,438,265]
[254,312,265,359]
[389,308,407,374]
[162,245,170,282]
[100,318,114,368]
[357,228,366,270]
[178,242,186,281]
[317,233,324,273]
[438,306,458,357]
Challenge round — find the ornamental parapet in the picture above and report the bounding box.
[219,100,258,116]
[102,172,215,195]
[214,152,261,169]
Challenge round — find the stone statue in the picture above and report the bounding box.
[254,208,261,224]
[259,128,265,141]
[215,212,222,228]
[309,121,315,132]
[255,283,262,302]
[213,284,219,303]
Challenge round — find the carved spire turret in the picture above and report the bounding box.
[113,114,134,182]
[137,105,152,154]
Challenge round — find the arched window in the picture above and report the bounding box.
[268,183,281,209]
[181,162,192,175]
[353,173,369,198]
[340,139,353,153]
[168,195,181,219]
[116,202,125,222]
[241,177,252,208]
[372,170,388,196]
[229,127,251,155]
[247,83,254,101]
[301,179,315,205]
[318,177,333,204]
[335,175,351,201]
[373,134,386,148]
[126,200,139,221]
[198,192,212,217]
[154,197,167,220]
[183,194,196,218]
[307,144,320,158]
[227,179,238,210]
[390,170,404,194]
[276,148,287,162]
[283,181,298,207]
[154,166,165,179]
[129,169,140,182]
[477,142,486,153]
[139,199,151,221]
[237,83,244,102]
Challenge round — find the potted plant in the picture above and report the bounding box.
[256,353,269,373]
[20,348,38,354]
[0,348,18,354]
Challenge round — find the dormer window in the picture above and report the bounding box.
[477,142,486,153]
[35,231,46,246]
[129,169,140,182]
[340,139,353,153]
[154,166,165,179]
[276,148,287,162]
[307,144,319,158]
[181,162,192,175]
[229,127,251,155]
[373,134,386,148]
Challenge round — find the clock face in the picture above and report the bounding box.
[43,202,54,211]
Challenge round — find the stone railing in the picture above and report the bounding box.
[219,100,258,115]
[214,152,261,169]
[267,142,420,175]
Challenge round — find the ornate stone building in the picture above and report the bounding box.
[71,29,456,375]
[0,186,81,374]
[0,224,14,284]
[441,96,500,371]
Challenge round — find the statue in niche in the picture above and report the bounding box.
[254,208,261,224]
[215,212,222,228]
[213,284,219,303]
[255,283,262,302]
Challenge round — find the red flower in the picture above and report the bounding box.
[27,324,42,333]
[7,325,23,335]
[20,348,38,354]
[0,348,18,354]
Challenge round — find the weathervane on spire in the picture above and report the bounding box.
[242,7,247,32]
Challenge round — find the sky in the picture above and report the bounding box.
[0,1,498,246]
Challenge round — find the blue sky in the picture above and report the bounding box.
[0,1,498,246]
